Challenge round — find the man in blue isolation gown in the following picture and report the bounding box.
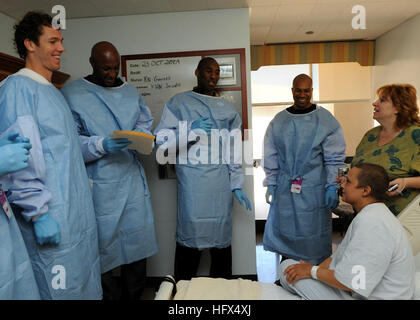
[154,57,252,281]
[263,74,346,265]
[61,41,158,300]
[0,12,102,299]
[0,132,40,299]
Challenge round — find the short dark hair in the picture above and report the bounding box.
[196,57,218,71]
[354,163,389,201]
[14,11,53,59]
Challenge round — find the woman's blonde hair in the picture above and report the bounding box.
[377,84,420,129]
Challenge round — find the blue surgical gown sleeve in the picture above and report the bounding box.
[1,116,52,221]
[73,96,155,162]
[71,111,106,163]
[262,121,279,187]
[322,126,346,188]
[133,95,154,135]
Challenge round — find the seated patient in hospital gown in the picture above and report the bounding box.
[278,163,415,300]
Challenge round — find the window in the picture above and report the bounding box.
[251,64,319,105]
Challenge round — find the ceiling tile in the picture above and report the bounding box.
[250,26,271,44]
[265,25,297,44]
[250,6,278,27]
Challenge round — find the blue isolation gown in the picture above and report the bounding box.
[0,184,40,300]
[61,78,158,273]
[154,90,245,249]
[0,69,102,299]
[262,106,346,265]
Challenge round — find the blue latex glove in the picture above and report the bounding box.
[265,185,276,204]
[33,213,60,246]
[0,142,32,176]
[191,117,213,135]
[102,137,132,154]
[234,189,252,211]
[325,186,339,209]
[0,132,30,146]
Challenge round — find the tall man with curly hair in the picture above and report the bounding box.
[0,11,102,299]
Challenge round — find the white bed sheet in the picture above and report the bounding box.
[171,277,300,300]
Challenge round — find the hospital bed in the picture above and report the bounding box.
[155,194,420,300]
[156,274,420,300]
[155,275,301,300]
[397,193,420,256]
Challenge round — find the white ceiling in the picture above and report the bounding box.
[1,0,420,45]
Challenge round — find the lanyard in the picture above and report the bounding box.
[0,186,12,219]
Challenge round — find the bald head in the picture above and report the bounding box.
[292,74,312,88]
[292,74,313,109]
[89,41,120,87]
[90,41,119,62]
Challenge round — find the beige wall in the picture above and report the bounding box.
[318,62,373,156]
[318,62,371,101]
[374,13,420,93]
[334,101,373,156]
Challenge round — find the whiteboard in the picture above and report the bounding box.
[122,49,248,131]
[125,56,201,127]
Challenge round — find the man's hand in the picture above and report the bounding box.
[325,185,339,209]
[265,185,275,204]
[102,137,131,154]
[234,189,252,211]
[284,260,313,285]
[33,213,60,246]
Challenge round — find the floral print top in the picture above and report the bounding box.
[352,125,420,215]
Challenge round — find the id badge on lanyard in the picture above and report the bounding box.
[0,187,12,219]
[291,176,302,194]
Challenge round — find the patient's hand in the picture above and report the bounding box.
[283,260,312,285]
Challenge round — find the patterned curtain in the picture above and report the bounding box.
[251,41,374,70]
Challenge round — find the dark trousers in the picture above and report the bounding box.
[174,242,232,281]
[101,258,147,300]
